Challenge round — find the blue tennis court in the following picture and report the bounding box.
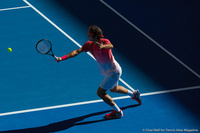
[0,0,200,132]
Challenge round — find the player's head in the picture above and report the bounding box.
[88,25,104,41]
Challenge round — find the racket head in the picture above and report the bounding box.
[36,39,52,54]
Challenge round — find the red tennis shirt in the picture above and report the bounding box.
[82,38,118,75]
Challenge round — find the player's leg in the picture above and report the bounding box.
[98,74,123,119]
[97,87,123,119]
[110,86,142,105]
[97,86,115,107]
[108,62,139,100]
[110,85,128,94]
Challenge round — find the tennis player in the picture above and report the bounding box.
[55,25,142,119]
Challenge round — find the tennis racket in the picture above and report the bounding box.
[36,39,57,60]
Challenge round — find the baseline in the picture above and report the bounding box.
[0,85,199,117]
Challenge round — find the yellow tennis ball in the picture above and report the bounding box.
[7,48,12,52]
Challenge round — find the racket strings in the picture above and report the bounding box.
[36,40,51,54]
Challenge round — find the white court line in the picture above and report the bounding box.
[100,0,200,79]
[23,0,136,91]
[0,6,30,11]
[0,85,199,117]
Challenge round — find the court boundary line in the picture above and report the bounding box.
[0,85,199,117]
[100,0,200,79]
[0,6,30,11]
[22,0,136,91]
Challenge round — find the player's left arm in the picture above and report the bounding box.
[96,42,114,49]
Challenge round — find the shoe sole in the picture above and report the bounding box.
[104,115,123,119]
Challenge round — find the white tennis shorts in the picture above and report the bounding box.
[100,62,122,90]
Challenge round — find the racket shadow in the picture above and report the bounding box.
[0,104,139,133]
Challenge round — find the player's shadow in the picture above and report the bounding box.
[0,104,139,133]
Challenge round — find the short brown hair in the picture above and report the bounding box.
[88,25,103,40]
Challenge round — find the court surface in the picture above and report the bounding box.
[0,0,200,132]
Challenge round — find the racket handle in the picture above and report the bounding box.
[54,55,58,60]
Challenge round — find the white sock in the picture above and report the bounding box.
[112,104,121,112]
[127,90,134,98]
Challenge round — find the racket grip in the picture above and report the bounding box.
[54,55,58,60]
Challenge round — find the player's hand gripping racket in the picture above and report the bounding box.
[36,39,58,60]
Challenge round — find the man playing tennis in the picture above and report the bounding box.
[55,25,142,119]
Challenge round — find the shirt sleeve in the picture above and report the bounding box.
[82,41,90,52]
[102,39,111,44]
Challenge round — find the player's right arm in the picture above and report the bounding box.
[55,47,84,62]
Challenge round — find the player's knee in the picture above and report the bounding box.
[97,91,106,98]
[97,88,107,98]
